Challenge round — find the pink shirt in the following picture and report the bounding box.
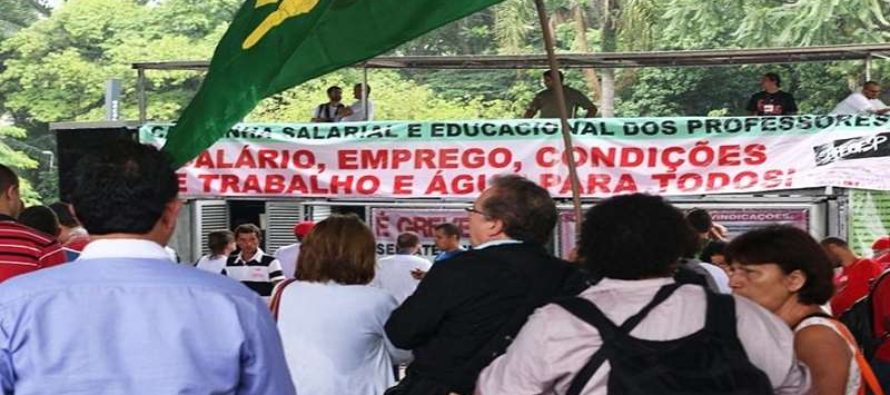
[477,278,811,395]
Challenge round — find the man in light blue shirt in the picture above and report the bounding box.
[0,141,296,395]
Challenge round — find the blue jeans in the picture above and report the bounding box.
[874,360,890,393]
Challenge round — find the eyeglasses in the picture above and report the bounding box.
[465,206,488,217]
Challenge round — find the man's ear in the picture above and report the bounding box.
[161,200,183,230]
[489,217,506,238]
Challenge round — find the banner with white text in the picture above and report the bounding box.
[141,115,890,198]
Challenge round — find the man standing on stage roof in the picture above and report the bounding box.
[746,72,798,116]
[524,70,597,119]
[311,86,344,123]
[832,81,890,115]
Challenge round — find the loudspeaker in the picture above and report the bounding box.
[53,122,138,202]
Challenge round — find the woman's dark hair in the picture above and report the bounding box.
[71,140,178,236]
[727,225,834,305]
[19,206,60,237]
[296,214,376,285]
[580,194,697,280]
[207,230,234,258]
[49,202,80,228]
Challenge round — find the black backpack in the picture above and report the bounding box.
[839,269,890,361]
[555,283,774,395]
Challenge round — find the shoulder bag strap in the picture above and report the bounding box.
[619,283,683,331]
[824,319,886,395]
[269,279,298,321]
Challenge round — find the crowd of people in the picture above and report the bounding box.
[1,139,890,395]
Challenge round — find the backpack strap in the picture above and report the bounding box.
[703,291,738,338]
[619,283,684,331]
[556,283,684,395]
[555,297,615,395]
[269,279,298,321]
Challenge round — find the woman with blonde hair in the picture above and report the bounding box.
[271,214,410,395]
[728,225,883,395]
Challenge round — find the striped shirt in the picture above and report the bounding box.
[0,216,67,283]
[225,249,284,297]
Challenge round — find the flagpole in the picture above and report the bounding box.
[533,0,584,236]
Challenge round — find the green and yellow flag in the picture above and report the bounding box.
[164,0,506,166]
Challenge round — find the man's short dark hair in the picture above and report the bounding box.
[700,240,727,264]
[729,225,835,305]
[434,223,460,239]
[49,202,80,228]
[542,70,565,82]
[327,86,342,95]
[396,232,420,253]
[865,81,881,89]
[764,72,781,87]
[481,175,557,245]
[234,223,263,239]
[820,237,849,249]
[686,208,713,233]
[19,206,60,237]
[580,194,697,280]
[71,140,178,236]
[207,230,234,257]
[0,164,19,193]
[354,83,371,95]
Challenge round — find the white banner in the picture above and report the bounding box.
[142,115,890,199]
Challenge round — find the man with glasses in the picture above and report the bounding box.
[384,175,587,395]
[832,81,890,115]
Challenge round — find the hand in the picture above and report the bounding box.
[411,268,427,280]
[709,223,728,241]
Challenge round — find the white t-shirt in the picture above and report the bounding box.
[276,281,412,395]
[832,92,888,115]
[370,254,432,304]
[195,255,228,274]
[274,242,301,279]
[700,262,732,294]
[341,100,375,122]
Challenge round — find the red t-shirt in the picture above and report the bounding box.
[831,258,883,317]
[0,218,67,283]
[873,270,890,362]
[877,253,890,270]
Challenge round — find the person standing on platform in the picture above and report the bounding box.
[524,70,597,119]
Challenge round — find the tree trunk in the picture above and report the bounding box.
[599,0,619,117]
[571,1,602,102]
